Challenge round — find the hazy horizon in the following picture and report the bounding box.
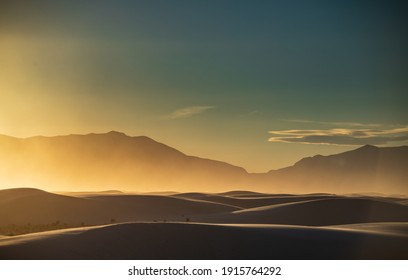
[1,1,407,262]
[0,130,393,172]
[1,1,407,172]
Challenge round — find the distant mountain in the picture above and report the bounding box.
[258,145,408,194]
[0,131,248,192]
[0,132,407,194]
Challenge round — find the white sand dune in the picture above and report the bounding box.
[0,226,97,246]
[88,194,241,220]
[176,193,338,209]
[2,188,408,228]
[326,222,408,237]
[216,191,268,197]
[398,199,408,205]
[0,188,106,225]
[0,222,407,259]
[195,197,408,226]
[58,190,124,197]
[0,188,239,226]
[2,188,408,259]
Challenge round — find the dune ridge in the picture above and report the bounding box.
[0,188,238,227]
[1,222,407,259]
[194,197,408,226]
[1,188,407,259]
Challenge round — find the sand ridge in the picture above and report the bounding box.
[0,222,407,259]
[1,188,408,259]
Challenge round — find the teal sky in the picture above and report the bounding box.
[1,0,407,171]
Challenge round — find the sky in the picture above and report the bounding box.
[0,0,407,172]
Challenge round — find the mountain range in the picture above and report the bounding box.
[0,131,407,194]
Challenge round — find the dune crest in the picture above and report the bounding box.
[1,188,408,259]
[1,222,407,260]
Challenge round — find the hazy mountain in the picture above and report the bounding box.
[258,145,408,194]
[0,131,248,192]
[0,132,407,194]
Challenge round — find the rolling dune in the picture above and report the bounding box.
[175,193,338,209]
[0,222,407,259]
[0,188,238,227]
[1,188,408,259]
[195,197,408,226]
[327,222,408,237]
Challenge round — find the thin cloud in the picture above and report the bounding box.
[165,106,215,119]
[283,119,383,127]
[268,126,408,146]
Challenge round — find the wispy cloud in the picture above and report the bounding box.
[165,106,215,119]
[283,119,383,127]
[268,126,408,146]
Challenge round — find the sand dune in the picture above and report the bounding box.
[327,222,408,237]
[1,188,408,259]
[0,222,407,259]
[0,188,106,225]
[2,188,408,229]
[176,193,338,209]
[58,190,125,197]
[220,192,338,198]
[63,190,180,197]
[171,192,211,199]
[0,188,239,227]
[400,200,408,205]
[195,197,408,226]
[230,193,297,198]
[87,194,240,220]
[216,191,267,197]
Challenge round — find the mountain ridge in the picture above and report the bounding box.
[0,131,248,192]
[263,144,408,194]
[0,132,407,194]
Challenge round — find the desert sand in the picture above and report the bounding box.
[0,222,407,259]
[0,188,407,259]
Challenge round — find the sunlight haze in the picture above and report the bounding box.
[0,0,407,172]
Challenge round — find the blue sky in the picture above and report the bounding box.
[0,0,407,171]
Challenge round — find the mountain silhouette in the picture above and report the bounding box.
[0,132,407,194]
[260,144,408,194]
[0,132,248,192]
